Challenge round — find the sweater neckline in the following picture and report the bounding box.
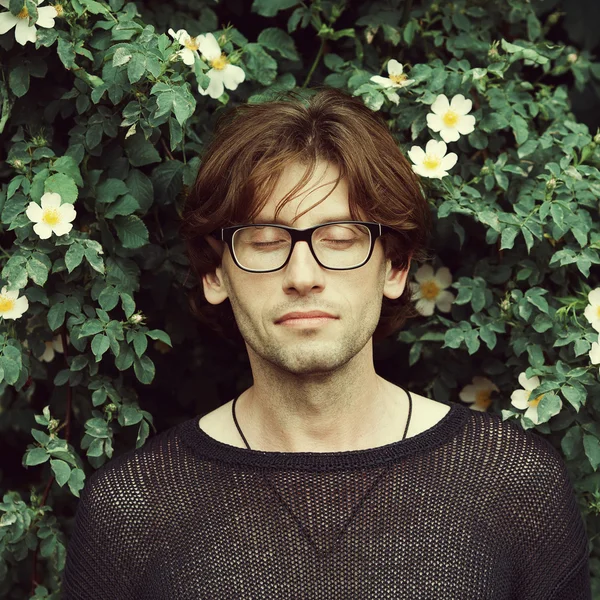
[178,399,471,471]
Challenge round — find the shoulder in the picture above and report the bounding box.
[80,420,186,513]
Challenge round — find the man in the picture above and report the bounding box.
[197,156,451,453]
[62,87,590,599]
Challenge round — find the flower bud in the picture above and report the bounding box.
[567,53,578,64]
[546,177,557,190]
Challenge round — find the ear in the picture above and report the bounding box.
[383,255,412,300]
[202,236,229,306]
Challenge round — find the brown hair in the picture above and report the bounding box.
[179,85,433,344]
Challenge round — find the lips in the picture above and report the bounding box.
[276,311,337,323]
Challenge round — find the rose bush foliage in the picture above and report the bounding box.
[0,0,599,596]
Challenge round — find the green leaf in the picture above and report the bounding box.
[47,303,66,331]
[84,247,105,274]
[583,434,600,471]
[26,447,49,466]
[133,354,155,384]
[151,160,183,205]
[113,215,149,249]
[26,255,50,286]
[126,170,153,211]
[91,333,110,361]
[79,0,111,15]
[132,331,147,357]
[96,178,128,204]
[480,113,509,133]
[243,43,278,86]
[124,132,161,167]
[146,329,172,347]
[98,285,119,311]
[51,156,83,187]
[57,38,76,69]
[65,242,85,273]
[50,459,71,486]
[151,83,196,126]
[9,65,29,97]
[500,226,519,250]
[104,194,140,218]
[251,0,298,17]
[44,173,78,204]
[510,114,529,145]
[257,27,300,61]
[127,53,146,84]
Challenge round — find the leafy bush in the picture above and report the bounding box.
[0,0,599,596]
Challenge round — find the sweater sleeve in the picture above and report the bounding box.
[506,434,591,600]
[61,458,155,600]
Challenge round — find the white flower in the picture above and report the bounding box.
[370,59,414,104]
[0,285,28,320]
[408,264,455,316]
[426,94,476,143]
[459,376,499,412]
[196,32,245,99]
[168,28,201,66]
[39,334,67,362]
[584,288,600,333]
[26,192,76,239]
[590,336,600,375]
[0,0,57,46]
[510,372,561,425]
[407,139,458,179]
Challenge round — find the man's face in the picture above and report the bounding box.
[203,160,410,376]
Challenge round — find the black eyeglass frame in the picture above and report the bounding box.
[210,221,398,273]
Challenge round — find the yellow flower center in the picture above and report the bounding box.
[210,54,228,70]
[184,37,200,51]
[423,154,441,171]
[443,110,459,127]
[420,280,440,300]
[596,305,600,319]
[42,209,60,226]
[0,295,15,313]
[54,3,64,17]
[475,390,492,409]
[17,7,28,18]
[390,73,408,85]
[528,393,544,407]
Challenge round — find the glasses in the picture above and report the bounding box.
[210,221,397,273]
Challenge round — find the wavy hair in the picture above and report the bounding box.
[179,85,433,344]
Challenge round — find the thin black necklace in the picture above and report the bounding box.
[231,387,413,451]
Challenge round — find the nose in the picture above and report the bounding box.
[280,240,326,295]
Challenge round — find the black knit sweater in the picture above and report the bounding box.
[61,399,591,599]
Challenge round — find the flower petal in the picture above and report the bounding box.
[197,32,221,61]
[440,127,460,143]
[168,28,189,44]
[370,75,393,88]
[430,94,449,115]
[426,113,443,132]
[415,298,435,316]
[425,139,446,156]
[435,290,455,312]
[58,204,77,222]
[53,222,73,236]
[199,69,225,98]
[36,5,57,28]
[440,152,458,170]
[0,11,18,34]
[587,288,600,305]
[26,202,43,222]
[510,389,530,410]
[407,145,425,165]
[456,114,476,135]
[40,192,62,208]
[33,222,53,239]
[434,266,452,288]
[414,264,435,283]
[387,59,403,75]
[222,64,245,90]
[14,18,36,45]
[450,94,472,115]
[179,47,196,66]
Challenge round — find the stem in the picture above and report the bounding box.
[302,37,326,88]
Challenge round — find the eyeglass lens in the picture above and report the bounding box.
[231,224,372,271]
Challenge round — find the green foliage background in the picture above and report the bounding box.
[0,0,599,596]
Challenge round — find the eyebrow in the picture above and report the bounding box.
[251,216,354,226]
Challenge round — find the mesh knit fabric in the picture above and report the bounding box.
[61,399,591,599]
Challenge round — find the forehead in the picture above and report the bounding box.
[254,160,365,224]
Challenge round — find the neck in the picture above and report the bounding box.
[236,348,408,452]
